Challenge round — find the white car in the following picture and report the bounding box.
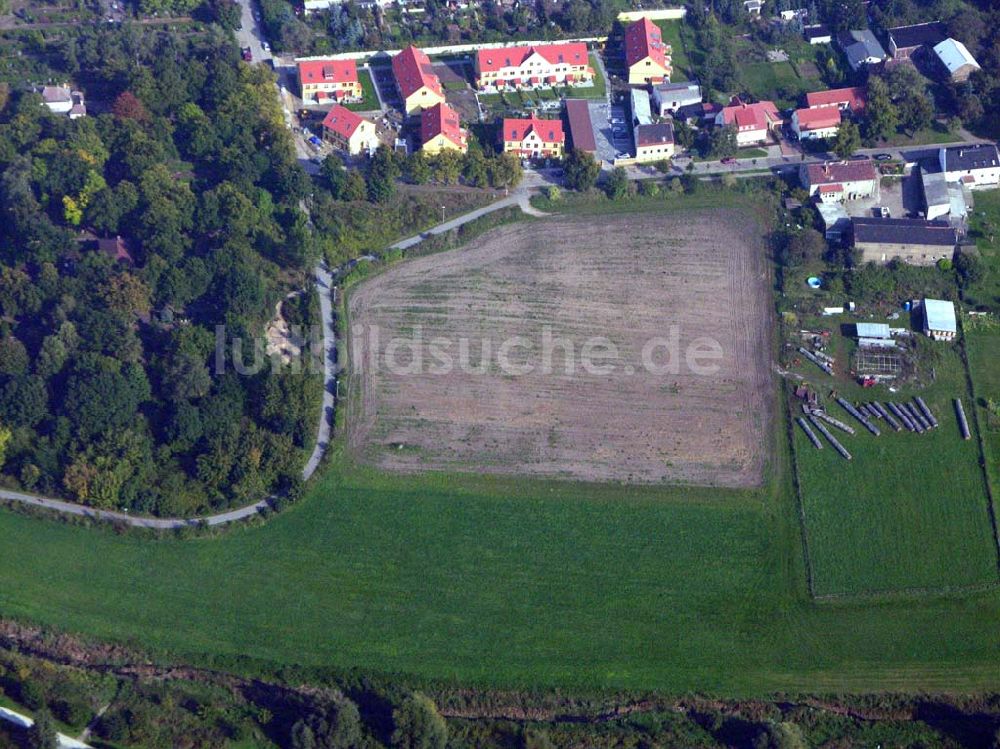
[261,42,269,52]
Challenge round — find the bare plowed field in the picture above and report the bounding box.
[346,210,774,486]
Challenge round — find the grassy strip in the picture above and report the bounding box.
[344,68,381,112]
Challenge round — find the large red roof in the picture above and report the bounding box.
[392,45,443,99]
[322,104,365,139]
[502,116,565,144]
[805,86,866,111]
[720,98,780,130]
[794,105,842,130]
[420,102,465,147]
[477,42,589,73]
[624,17,669,68]
[806,160,878,185]
[298,58,358,86]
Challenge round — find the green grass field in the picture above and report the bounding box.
[966,188,1000,309]
[654,20,691,80]
[344,68,380,112]
[794,342,998,597]
[2,192,1000,696]
[742,61,820,110]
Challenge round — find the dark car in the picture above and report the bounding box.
[721,157,736,164]
[874,153,893,161]
[241,47,253,62]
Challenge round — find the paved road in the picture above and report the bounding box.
[302,263,336,481]
[0,706,92,748]
[234,0,271,65]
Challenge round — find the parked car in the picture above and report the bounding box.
[721,157,736,164]
[241,47,252,62]
[874,153,893,161]
[309,135,322,147]
[261,41,269,52]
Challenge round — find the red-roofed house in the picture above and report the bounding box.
[297,58,362,104]
[322,104,379,155]
[715,97,782,145]
[624,17,672,84]
[501,117,565,159]
[420,102,468,155]
[799,160,879,202]
[791,105,841,140]
[392,45,446,115]
[475,42,593,92]
[804,86,866,114]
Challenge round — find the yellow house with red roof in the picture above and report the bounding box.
[420,102,468,155]
[321,104,379,155]
[392,46,446,115]
[624,17,672,84]
[297,58,362,104]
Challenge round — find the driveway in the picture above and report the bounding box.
[234,0,272,65]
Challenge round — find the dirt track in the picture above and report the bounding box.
[346,209,774,487]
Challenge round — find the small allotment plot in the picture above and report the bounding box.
[346,210,775,487]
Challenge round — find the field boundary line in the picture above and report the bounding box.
[957,312,1000,580]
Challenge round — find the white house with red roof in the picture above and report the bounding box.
[501,116,565,159]
[420,102,468,155]
[714,97,782,146]
[800,160,879,203]
[624,17,672,84]
[297,58,362,104]
[474,42,593,92]
[791,105,841,140]
[804,86,866,114]
[321,104,379,155]
[392,45,446,115]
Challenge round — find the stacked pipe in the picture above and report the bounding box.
[905,402,930,431]
[809,415,852,460]
[798,347,833,375]
[812,409,855,435]
[871,402,902,431]
[955,398,971,440]
[797,417,823,449]
[887,402,917,432]
[915,397,939,429]
[836,397,881,436]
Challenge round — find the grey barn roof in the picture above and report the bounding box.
[851,217,958,246]
[941,143,1000,172]
[888,22,946,51]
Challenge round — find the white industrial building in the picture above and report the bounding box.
[939,144,1000,189]
[932,38,981,82]
[921,299,957,341]
[651,81,701,115]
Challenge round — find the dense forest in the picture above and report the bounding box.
[0,27,320,516]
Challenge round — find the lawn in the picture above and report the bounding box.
[742,61,819,110]
[655,20,691,80]
[794,339,998,597]
[344,67,380,112]
[3,194,1000,696]
[966,324,1000,508]
[966,187,1000,310]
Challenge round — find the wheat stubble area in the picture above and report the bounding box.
[347,210,773,487]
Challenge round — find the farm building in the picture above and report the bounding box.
[816,202,850,240]
[563,99,596,154]
[939,144,1000,189]
[838,30,887,71]
[851,217,958,265]
[804,24,832,44]
[921,298,957,341]
[800,160,879,203]
[887,21,946,59]
[321,105,379,155]
[41,85,85,118]
[633,123,675,162]
[631,88,652,125]
[791,105,841,140]
[652,81,701,115]
[474,42,593,92]
[715,97,782,146]
[804,86,866,113]
[297,59,362,104]
[421,102,468,155]
[501,116,565,159]
[932,38,980,82]
[920,167,968,223]
[856,322,891,338]
[624,17,672,84]
[392,46,445,115]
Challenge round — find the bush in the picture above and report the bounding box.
[937,258,953,271]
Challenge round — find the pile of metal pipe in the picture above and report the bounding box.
[887,402,917,432]
[870,402,901,431]
[915,397,939,429]
[811,409,856,434]
[836,397,881,436]
[798,347,833,375]
[955,398,971,440]
[809,415,852,460]
[797,417,823,449]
